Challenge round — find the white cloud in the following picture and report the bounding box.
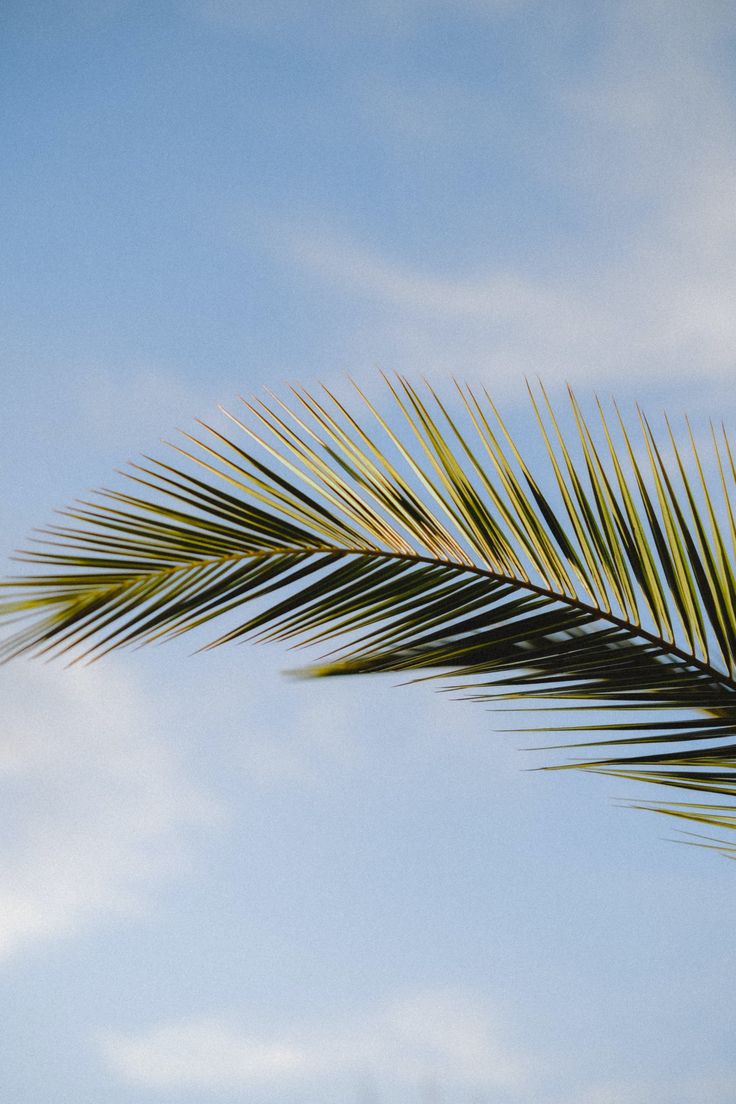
[260,217,605,378]
[274,223,580,325]
[100,987,530,1094]
[254,184,736,396]
[0,663,219,960]
[241,2,736,398]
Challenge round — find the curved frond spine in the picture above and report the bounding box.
[3,376,736,853]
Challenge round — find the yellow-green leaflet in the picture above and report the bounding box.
[3,377,736,856]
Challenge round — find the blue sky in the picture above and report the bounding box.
[3,2,736,1102]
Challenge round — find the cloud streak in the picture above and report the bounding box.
[100,988,529,1095]
[242,1,736,397]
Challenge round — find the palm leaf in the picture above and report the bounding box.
[3,376,736,855]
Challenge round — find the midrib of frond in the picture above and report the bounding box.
[39,540,736,693]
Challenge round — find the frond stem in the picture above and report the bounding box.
[24,541,736,693]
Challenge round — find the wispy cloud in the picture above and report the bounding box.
[241,1,736,398]
[0,663,219,960]
[100,988,530,1095]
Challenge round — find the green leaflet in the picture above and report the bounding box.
[3,376,736,856]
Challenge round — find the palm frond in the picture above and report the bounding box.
[3,375,736,852]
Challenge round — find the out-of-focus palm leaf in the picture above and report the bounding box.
[3,376,736,854]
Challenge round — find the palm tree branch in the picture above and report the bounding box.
[3,377,736,849]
